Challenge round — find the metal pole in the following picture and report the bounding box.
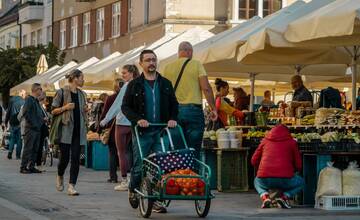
[351,47,358,111]
[250,73,256,112]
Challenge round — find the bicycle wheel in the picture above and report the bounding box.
[195,199,211,218]
[139,177,154,218]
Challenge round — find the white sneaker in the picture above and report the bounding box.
[37,165,46,172]
[56,176,64,192]
[67,184,79,196]
[114,178,129,191]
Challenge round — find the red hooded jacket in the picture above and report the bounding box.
[251,125,302,178]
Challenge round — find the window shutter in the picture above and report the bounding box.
[78,15,83,46]
[104,4,112,40]
[53,21,60,48]
[90,10,96,43]
[120,0,128,35]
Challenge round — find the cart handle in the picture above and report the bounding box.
[134,123,188,159]
[160,127,188,151]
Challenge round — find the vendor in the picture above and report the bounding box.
[291,75,313,103]
[215,78,244,126]
[233,87,250,111]
[260,90,275,112]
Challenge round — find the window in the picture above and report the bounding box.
[59,20,66,50]
[83,12,90,44]
[22,34,28,47]
[0,36,5,49]
[144,0,149,24]
[46,26,52,43]
[96,8,105,41]
[70,16,78,47]
[263,0,282,17]
[37,29,42,45]
[0,1,2,10]
[112,2,121,37]
[239,0,257,19]
[31,31,36,46]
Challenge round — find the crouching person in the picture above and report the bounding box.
[122,50,179,213]
[251,124,304,209]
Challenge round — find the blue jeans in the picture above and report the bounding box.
[177,105,205,159]
[8,126,22,158]
[254,175,304,198]
[129,128,164,191]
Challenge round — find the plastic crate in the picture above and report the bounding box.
[316,196,360,210]
[302,154,332,205]
[217,148,248,192]
[200,149,217,190]
[91,141,109,170]
[317,142,347,152]
[347,140,360,151]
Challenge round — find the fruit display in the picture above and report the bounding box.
[246,130,266,139]
[292,133,321,143]
[203,130,217,140]
[315,108,345,125]
[162,169,206,196]
[321,132,342,143]
[300,114,315,125]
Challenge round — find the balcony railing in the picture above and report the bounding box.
[18,1,44,24]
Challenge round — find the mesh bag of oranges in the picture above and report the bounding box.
[161,169,206,196]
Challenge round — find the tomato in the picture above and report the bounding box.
[198,180,205,188]
[192,188,198,194]
[166,186,180,195]
[182,188,189,194]
[167,178,176,187]
[187,192,193,196]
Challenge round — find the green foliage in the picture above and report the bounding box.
[0,43,66,105]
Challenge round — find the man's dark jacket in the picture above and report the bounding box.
[122,73,179,126]
[23,96,44,132]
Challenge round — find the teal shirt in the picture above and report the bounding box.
[144,80,161,123]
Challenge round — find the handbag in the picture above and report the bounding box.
[49,89,64,145]
[100,119,116,145]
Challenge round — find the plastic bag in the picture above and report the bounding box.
[342,161,360,196]
[316,162,342,200]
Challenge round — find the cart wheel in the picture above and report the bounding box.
[195,199,211,218]
[139,178,154,218]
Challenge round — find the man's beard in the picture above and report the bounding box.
[148,66,156,74]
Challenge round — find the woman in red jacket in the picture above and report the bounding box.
[251,124,304,209]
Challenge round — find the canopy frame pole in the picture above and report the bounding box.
[249,73,256,112]
[351,46,359,111]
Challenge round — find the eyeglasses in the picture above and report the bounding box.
[143,58,157,63]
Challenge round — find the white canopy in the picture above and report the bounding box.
[84,27,215,83]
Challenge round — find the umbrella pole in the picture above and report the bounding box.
[249,73,256,112]
[351,46,358,111]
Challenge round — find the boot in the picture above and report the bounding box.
[56,176,64,192]
[67,184,79,196]
[7,152,12,159]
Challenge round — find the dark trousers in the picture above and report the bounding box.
[108,135,119,181]
[58,135,82,185]
[21,129,41,170]
[36,125,48,166]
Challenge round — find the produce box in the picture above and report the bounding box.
[217,148,248,192]
[91,141,109,171]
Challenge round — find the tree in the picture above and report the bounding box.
[0,43,66,106]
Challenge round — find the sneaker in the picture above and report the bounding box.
[261,194,272,209]
[56,176,64,192]
[29,168,42,174]
[276,195,291,209]
[128,191,139,209]
[7,152,12,159]
[67,184,79,196]
[20,168,31,174]
[152,201,167,213]
[114,178,129,191]
[37,165,46,172]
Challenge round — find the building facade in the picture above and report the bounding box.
[19,0,53,47]
[53,0,299,63]
[0,0,20,50]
